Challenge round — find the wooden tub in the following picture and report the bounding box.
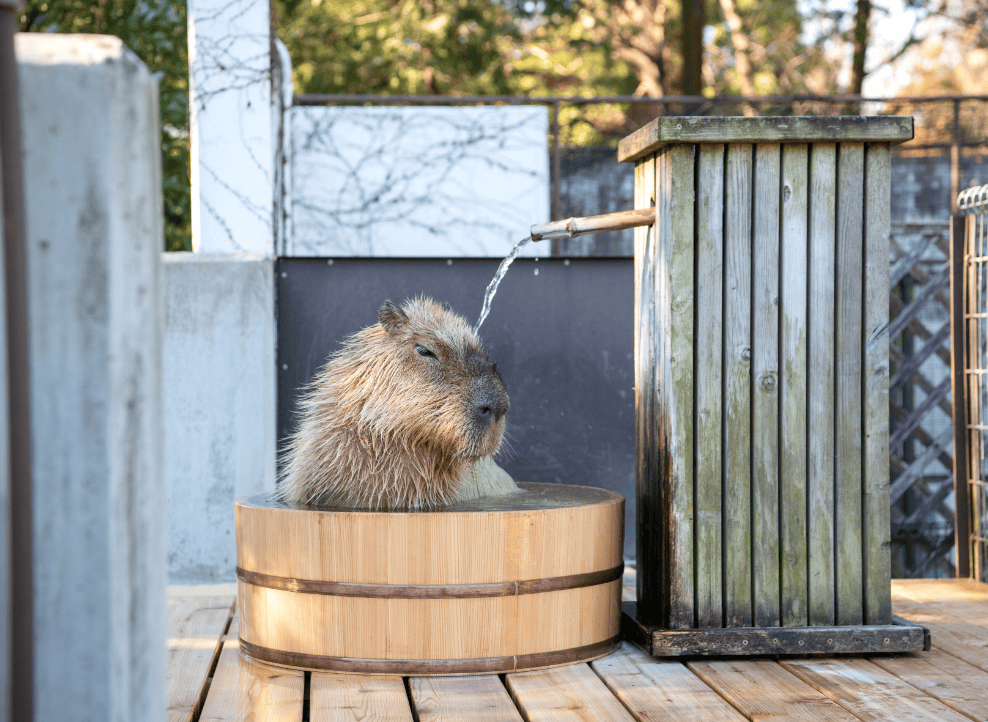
[235,483,624,675]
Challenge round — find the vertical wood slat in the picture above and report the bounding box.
[654,148,669,627]
[723,143,753,627]
[752,143,781,627]
[695,144,725,628]
[950,214,971,579]
[808,143,837,625]
[780,143,809,627]
[863,143,892,624]
[836,142,865,626]
[662,145,696,629]
[634,154,659,624]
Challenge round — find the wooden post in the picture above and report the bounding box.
[950,213,971,578]
[619,116,923,656]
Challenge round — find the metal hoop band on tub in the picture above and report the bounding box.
[237,563,625,599]
[239,636,622,675]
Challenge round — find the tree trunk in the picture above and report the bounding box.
[717,0,757,115]
[850,0,870,98]
[680,0,705,97]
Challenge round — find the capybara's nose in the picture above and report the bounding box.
[475,396,508,424]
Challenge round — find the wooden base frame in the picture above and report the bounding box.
[621,603,930,657]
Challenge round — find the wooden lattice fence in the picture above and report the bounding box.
[889,221,956,578]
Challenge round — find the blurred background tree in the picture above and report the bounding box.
[19,0,191,251]
[17,0,987,246]
[275,0,845,143]
[275,0,520,95]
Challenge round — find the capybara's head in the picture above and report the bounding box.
[361,297,510,461]
[277,297,511,509]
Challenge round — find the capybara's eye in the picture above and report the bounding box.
[415,344,436,358]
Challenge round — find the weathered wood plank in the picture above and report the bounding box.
[651,147,671,630]
[807,143,837,626]
[312,674,413,722]
[166,595,236,722]
[782,658,971,722]
[752,143,781,628]
[592,642,746,721]
[723,143,753,628]
[687,659,861,721]
[893,577,988,614]
[863,143,892,625]
[505,663,636,721]
[694,144,725,629]
[634,154,660,624]
[618,116,914,163]
[663,145,696,629]
[872,649,988,722]
[780,143,809,627]
[199,616,304,722]
[835,142,865,627]
[640,620,925,656]
[892,594,988,673]
[411,676,522,722]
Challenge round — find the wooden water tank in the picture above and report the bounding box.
[619,116,929,655]
[235,483,624,674]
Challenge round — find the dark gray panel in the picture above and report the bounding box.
[276,257,636,558]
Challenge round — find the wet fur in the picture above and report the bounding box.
[278,297,515,509]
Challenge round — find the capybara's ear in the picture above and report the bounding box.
[378,300,409,334]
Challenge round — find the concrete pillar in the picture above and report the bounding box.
[163,253,276,583]
[188,0,275,254]
[16,34,165,722]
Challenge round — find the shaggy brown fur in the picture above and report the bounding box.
[278,297,515,509]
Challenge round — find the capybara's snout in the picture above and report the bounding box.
[472,374,510,425]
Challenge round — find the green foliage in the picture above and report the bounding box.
[20,0,191,251]
[277,0,826,145]
[275,0,519,95]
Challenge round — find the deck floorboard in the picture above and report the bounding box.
[167,578,988,722]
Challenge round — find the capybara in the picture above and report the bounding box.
[278,297,518,509]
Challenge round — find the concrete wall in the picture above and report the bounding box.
[163,253,276,583]
[16,33,165,722]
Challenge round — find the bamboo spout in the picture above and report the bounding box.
[530,207,656,241]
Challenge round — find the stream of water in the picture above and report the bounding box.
[473,236,534,336]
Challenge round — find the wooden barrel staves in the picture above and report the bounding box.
[235,482,624,675]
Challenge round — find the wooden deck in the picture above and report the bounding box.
[168,578,988,721]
